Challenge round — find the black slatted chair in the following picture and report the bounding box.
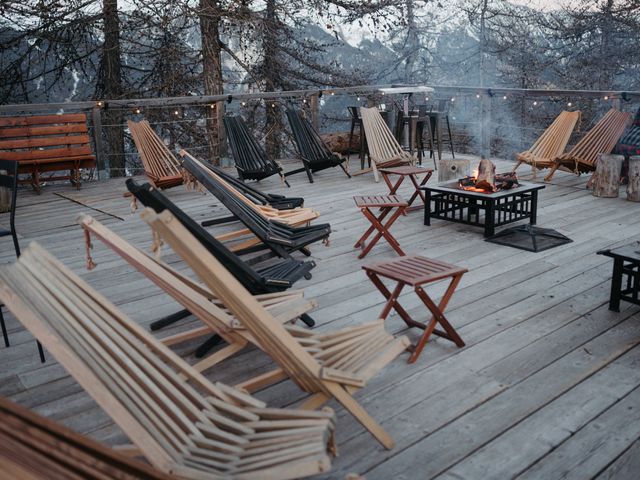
[224,115,289,186]
[126,179,315,356]
[0,160,45,362]
[180,153,331,258]
[285,109,351,183]
[199,163,304,227]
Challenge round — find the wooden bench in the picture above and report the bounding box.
[0,113,96,192]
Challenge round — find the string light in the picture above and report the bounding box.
[425,96,429,101]
[271,103,276,108]
[604,95,609,100]
[241,101,246,106]
[96,101,103,107]
[476,94,481,99]
[502,95,507,100]
[134,107,141,114]
[210,104,215,109]
[450,97,455,102]
[303,99,307,104]
[330,91,335,96]
[357,97,361,101]
[567,102,572,107]
[174,110,180,116]
[533,101,538,106]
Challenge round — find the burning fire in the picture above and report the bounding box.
[458,159,519,193]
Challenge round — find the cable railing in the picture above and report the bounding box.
[1,84,638,178]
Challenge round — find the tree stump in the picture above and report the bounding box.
[627,156,640,202]
[438,159,470,182]
[321,132,360,154]
[0,170,10,213]
[592,154,623,198]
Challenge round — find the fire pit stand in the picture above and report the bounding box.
[421,181,545,237]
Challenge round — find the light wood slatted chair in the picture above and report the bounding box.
[0,395,173,480]
[0,243,336,480]
[128,120,183,189]
[78,214,316,373]
[143,208,412,449]
[544,108,633,181]
[512,110,582,177]
[357,107,415,182]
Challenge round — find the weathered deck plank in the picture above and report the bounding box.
[0,154,638,479]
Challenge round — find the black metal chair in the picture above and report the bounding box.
[285,109,350,183]
[224,115,289,186]
[0,160,45,362]
[181,153,331,259]
[126,179,316,356]
[348,106,363,156]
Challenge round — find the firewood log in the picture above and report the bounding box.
[475,158,496,191]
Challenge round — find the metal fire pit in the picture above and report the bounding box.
[421,181,545,237]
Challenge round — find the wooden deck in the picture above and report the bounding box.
[1,155,639,479]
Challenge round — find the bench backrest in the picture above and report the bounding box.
[0,113,93,162]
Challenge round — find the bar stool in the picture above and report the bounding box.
[421,101,455,161]
[394,110,424,163]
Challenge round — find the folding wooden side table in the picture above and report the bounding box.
[379,165,433,212]
[363,255,467,363]
[353,195,408,259]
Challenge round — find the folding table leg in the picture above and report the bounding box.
[359,207,406,258]
[365,272,414,324]
[410,282,465,363]
[406,172,432,210]
[382,174,404,196]
[354,207,392,249]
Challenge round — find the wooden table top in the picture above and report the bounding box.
[354,194,408,208]
[363,255,467,285]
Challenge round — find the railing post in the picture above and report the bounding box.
[481,92,492,158]
[216,100,226,158]
[612,97,622,111]
[310,93,319,130]
[91,106,107,179]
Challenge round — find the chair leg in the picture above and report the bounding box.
[326,383,395,449]
[1,306,9,348]
[339,162,352,179]
[12,232,21,257]
[37,341,45,363]
[446,116,455,159]
[300,313,315,327]
[348,121,356,153]
[303,162,314,183]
